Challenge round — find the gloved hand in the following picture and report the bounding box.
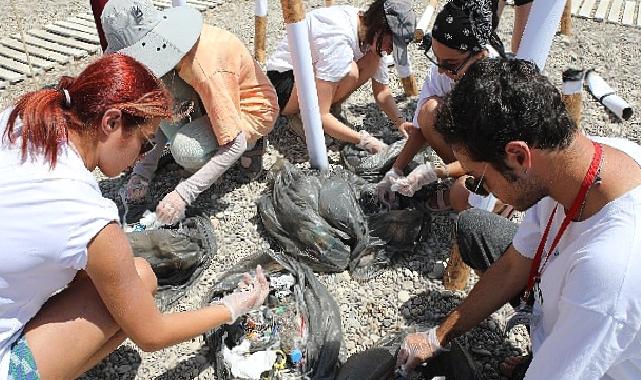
[357,130,388,154]
[124,174,149,203]
[390,163,438,197]
[221,265,270,323]
[156,190,187,225]
[376,168,402,207]
[396,327,445,375]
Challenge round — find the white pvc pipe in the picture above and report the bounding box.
[286,21,329,170]
[415,2,436,39]
[255,0,268,17]
[586,71,633,121]
[172,0,187,6]
[516,0,567,71]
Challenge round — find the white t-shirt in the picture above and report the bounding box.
[513,136,641,380]
[0,109,119,379]
[266,5,389,85]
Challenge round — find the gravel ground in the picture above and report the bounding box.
[1,1,640,379]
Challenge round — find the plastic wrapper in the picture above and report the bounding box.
[127,215,217,309]
[203,252,341,380]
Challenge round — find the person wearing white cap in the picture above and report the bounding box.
[101,0,279,225]
[266,0,416,154]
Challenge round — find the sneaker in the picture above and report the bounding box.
[356,130,388,154]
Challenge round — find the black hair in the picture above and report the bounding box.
[363,0,393,56]
[435,58,577,176]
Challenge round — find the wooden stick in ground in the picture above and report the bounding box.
[560,0,572,35]
[325,0,334,6]
[443,243,471,291]
[401,75,419,97]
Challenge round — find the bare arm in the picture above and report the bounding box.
[85,223,232,352]
[372,79,405,131]
[437,246,531,345]
[316,78,361,144]
[393,127,426,172]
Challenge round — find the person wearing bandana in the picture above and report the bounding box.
[377,0,507,213]
[396,58,641,380]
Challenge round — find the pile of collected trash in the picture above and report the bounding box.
[203,253,341,380]
[257,158,431,281]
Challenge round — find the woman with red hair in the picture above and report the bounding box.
[0,54,268,380]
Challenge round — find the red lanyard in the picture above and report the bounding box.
[523,141,603,303]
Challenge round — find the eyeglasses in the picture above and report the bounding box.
[464,164,490,196]
[418,34,473,76]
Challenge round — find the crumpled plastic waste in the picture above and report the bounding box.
[127,214,216,309]
[222,339,277,380]
[204,252,341,380]
[341,140,424,180]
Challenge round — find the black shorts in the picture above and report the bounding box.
[513,0,533,6]
[267,70,295,112]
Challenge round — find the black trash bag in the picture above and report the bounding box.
[257,161,381,274]
[127,215,217,309]
[341,140,424,180]
[337,330,482,380]
[203,251,342,380]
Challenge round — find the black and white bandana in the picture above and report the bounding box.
[431,0,493,52]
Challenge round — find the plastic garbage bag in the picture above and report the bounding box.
[257,161,380,275]
[203,252,341,380]
[341,140,424,180]
[337,330,481,380]
[127,215,217,309]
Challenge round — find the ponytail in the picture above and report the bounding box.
[3,54,173,168]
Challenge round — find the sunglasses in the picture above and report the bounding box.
[464,164,490,197]
[419,34,474,76]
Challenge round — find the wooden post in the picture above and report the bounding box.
[255,0,268,63]
[561,69,584,126]
[325,0,334,6]
[560,0,572,35]
[443,243,470,291]
[401,76,419,97]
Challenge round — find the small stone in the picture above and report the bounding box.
[402,281,414,290]
[398,290,411,303]
[346,341,356,351]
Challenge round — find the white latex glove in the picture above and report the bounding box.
[390,162,438,197]
[356,130,388,154]
[156,190,187,225]
[125,174,149,203]
[396,327,445,375]
[221,265,270,324]
[376,168,402,207]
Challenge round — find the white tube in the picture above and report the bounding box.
[255,0,268,17]
[172,0,187,6]
[586,71,633,121]
[396,59,412,78]
[415,3,436,36]
[286,21,329,170]
[516,0,567,71]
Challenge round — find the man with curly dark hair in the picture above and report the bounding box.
[396,58,641,379]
